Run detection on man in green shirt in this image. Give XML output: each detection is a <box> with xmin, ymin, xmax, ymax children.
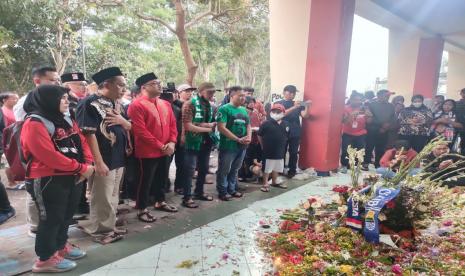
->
<box><xmin>216</xmin><ymin>86</ymin><xmax>251</xmax><ymax>201</ymax></box>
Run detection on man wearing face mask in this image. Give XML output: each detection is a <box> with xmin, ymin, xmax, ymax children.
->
<box><xmin>258</xmin><ymin>103</ymin><xmax>290</xmax><ymax>192</ymax></box>
<box><xmin>398</xmin><ymin>94</ymin><xmax>433</xmax><ymax>153</ymax></box>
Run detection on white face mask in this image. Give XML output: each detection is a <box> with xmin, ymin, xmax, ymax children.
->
<box><xmin>270</xmin><ymin>112</ymin><xmax>284</xmax><ymax>121</ymax></box>
<box><xmin>412</xmin><ymin>102</ymin><xmax>422</xmax><ymax>108</ymax></box>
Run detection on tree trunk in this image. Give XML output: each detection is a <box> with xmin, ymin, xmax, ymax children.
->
<box><xmin>173</xmin><ymin>0</ymin><xmax>198</xmax><ymax>85</ymax></box>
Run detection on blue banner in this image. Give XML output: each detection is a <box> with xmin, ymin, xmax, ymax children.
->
<box><xmin>363</xmin><ymin>187</ymin><xmax>400</xmax><ymax>243</ymax></box>
<box><xmin>346</xmin><ymin>186</ymin><xmax>371</xmax><ymax>231</ymax></box>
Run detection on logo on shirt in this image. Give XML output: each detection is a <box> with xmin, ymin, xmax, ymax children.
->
<box><xmin>285</xmin><ymin>126</ymin><xmax>290</xmax><ymax>132</ymax></box>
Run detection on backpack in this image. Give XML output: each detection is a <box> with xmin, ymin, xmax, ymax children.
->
<box><xmin>2</xmin><ymin>114</ymin><xmax>56</xmax><ymax>181</ymax></box>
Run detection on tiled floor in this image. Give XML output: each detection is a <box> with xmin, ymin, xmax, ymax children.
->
<box><xmin>83</xmin><ymin>175</ymin><xmax>348</xmax><ymax>276</ymax></box>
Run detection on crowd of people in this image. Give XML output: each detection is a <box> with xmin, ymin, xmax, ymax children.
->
<box><xmin>0</xmin><ymin>66</ymin><xmax>310</xmax><ymax>273</ymax></box>
<box><xmin>0</xmin><ymin>65</ymin><xmax>464</xmax><ymax>273</ymax></box>
<box><xmin>340</xmin><ymin>89</ymin><xmax>465</xmax><ymax>182</ymax></box>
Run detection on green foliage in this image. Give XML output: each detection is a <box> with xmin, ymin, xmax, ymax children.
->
<box><xmin>0</xmin><ymin>0</ymin><xmax>270</xmax><ymax>100</ymax></box>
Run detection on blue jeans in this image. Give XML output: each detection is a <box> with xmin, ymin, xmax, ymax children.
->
<box><xmin>216</xmin><ymin>149</ymin><xmax>246</xmax><ymax>196</ymax></box>
<box><xmin>182</xmin><ymin>144</ymin><xmax>212</xmax><ymax>200</ymax></box>
<box><xmin>376</xmin><ymin>167</ymin><xmax>421</xmax><ymax>179</ymax></box>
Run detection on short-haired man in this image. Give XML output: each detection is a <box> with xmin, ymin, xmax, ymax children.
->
<box><xmin>12</xmin><ymin>66</ymin><xmax>60</xmax><ymax>237</ymax></box>
<box><xmin>14</xmin><ymin>66</ymin><xmax>60</xmax><ymax>121</ymax></box>
<box><xmin>216</xmin><ymin>86</ymin><xmax>251</xmax><ymax>201</ymax></box>
<box><xmin>180</xmin><ymin>82</ymin><xmax>217</xmax><ymax>207</ymax></box>
<box><xmin>77</xmin><ymin>67</ymin><xmax>131</xmax><ymax>244</ymax></box>
<box><xmin>128</xmin><ymin>73</ymin><xmax>178</xmax><ymax>221</ymax></box>
<box><xmin>275</xmin><ymin>85</ymin><xmax>311</xmax><ymax>178</ymax></box>
<box><xmin>172</xmin><ymin>84</ymin><xmax>196</xmax><ymax>195</ymax></box>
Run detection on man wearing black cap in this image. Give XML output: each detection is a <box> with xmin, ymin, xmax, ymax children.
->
<box><xmin>275</xmin><ymin>85</ymin><xmax>311</xmax><ymax>178</ymax></box>
<box><xmin>61</xmin><ymin>72</ymin><xmax>87</xmax><ymax>118</ymax></box>
<box><xmin>76</xmin><ymin>67</ymin><xmax>131</xmax><ymax>244</ymax></box>
<box><xmin>362</xmin><ymin>89</ymin><xmax>395</xmax><ymax>170</ymax></box>
<box><xmin>128</xmin><ymin>73</ymin><xmax>178</xmax><ymax>221</ymax></box>
<box><xmin>61</xmin><ymin>72</ymin><xmax>90</xmax><ymax>218</ymax></box>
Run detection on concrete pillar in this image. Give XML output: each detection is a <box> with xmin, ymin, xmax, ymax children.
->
<box><xmin>269</xmin><ymin>0</ymin><xmax>310</xmax><ymax>101</ymax></box>
<box><xmin>447</xmin><ymin>50</ymin><xmax>465</xmax><ymax>100</ymax></box>
<box><xmin>299</xmin><ymin>0</ymin><xmax>356</xmax><ymax>173</ymax></box>
<box><xmin>413</xmin><ymin>37</ymin><xmax>444</xmax><ymax>98</ymax></box>
<box><xmin>387</xmin><ymin>30</ymin><xmax>420</xmax><ymax>102</ymax></box>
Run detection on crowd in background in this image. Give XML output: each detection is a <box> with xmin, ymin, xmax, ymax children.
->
<box><xmin>0</xmin><ymin>65</ymin><xmax>464</xmax><ymax>273</ymax></box>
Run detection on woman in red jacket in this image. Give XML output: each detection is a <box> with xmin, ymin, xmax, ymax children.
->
<box><xmin>21</xmin><ymin>85</ymin><xmax>94</xmax><ymax>273</ymax></box>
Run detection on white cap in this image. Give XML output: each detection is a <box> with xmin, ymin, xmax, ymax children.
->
<box><xmin>177</xmin><ymin>84</ymin><xmax>196</xmax><ymax>92</ymax></box>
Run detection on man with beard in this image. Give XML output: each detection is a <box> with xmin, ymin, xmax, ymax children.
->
<box><xmin>128</xmin><ymin>73</ymin><xmax>178</xmax><ymax>222</ymax></box>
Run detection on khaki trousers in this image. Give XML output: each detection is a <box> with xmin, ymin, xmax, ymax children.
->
<box><xmin>80</xmin><ymin>167</ymin><xmax>124</xmax><ymax>234</ymax></box>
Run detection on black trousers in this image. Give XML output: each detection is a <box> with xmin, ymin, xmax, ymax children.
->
<box><xmin>0</xmin><ymin>181</ymin><xmax>12</xmax><ymax>211</ymax></box>
<box><xmin>239</xmin><ymin>143</ymin><xmax>262</xmax><ymax>179</ymax></box>
<box><xmin>364</xmin><ymin>129</ymin><xmax>388</xmax><ymax>167</ymax></box>
<box><xmin>286</xmin><ymin>137</ymin><xmax>300</xmax><ymax>174</ymax></box>
<box><xmin>122</xmin><ymin>155</ymin><xmax>140</xmax><ymax>200</ymax></box>
<box><xmin>460</xmin><ymin>132</ymin><xmax>465</xmax><ymax>155</ymax></box>
<box><xmin>182</xmin><ymin>143</ymin><xmax>212</xmax><ymax>199</ymax></box>
<box><xmin>174</xmin><ymin>145</ymin><xmax>185</xmax><ymax>191</ymax></box>
<box><xmin>398</xmin><ymin>135</ymin><xmax>429</xmax><ymax>153</ymax></box>
<box><xmin>31</xmin><ymin>175</ymin><xmax>80</xmax><ymax>261</ymax></box>
<box><xmin>137</xmin><ymin>157</ymin><xmax>167</xmax><ymax>209</ymax></box>
<box><xmin>340</xmin><ymin>134</ymin><xmax>366</xmax><ymax>167</ymax></box>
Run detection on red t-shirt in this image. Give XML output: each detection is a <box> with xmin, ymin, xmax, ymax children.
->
<box><xmin>2</xmin><ymin>106</ymin><xmax>15</xmax><ymax>126</ymax></box>
<box><xmin>342</xmin><ymin>106</ymin><xmax>367</xmax><ymax>136</ymax></box>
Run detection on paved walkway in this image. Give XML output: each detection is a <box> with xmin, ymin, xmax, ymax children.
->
<box><xmin>81</xmin><ymin>176</ymin><xmax>346</xmax><ymax>276</ymax></box>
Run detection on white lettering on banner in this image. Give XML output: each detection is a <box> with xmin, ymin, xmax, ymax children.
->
<box><xmin>271</xmin><ymin>93</ymin><xmax>283</xmax><ymax>102</ymax></box>
<box><xmin>352</xmin><ymin>199</ymin><xmax>359</xmax><ymax>217</ymax></box>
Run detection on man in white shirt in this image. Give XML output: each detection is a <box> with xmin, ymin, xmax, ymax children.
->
<box><xmin>14</xmin><ymin>66</ymin><xmax>60</xmax><ymax>237</ymax></box>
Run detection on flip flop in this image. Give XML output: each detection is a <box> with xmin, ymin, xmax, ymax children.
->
<box><xmin>260</xmin><ymin>186</ymin><xmax>270</xmax><ymax>192</ymax></box>
<box><xmin>194</xmin><ymin>194</ymin><xmax>213</xmax><ymax>201</ymax></box>
<box><xmin>137</xmin><ymin>211</ymin><xmax>157</xmax><ymax>223</ymax></box>
<box><xmin>154</xmin><ymin>202</ymin><xmax>178</xmax><ymax>213</ymax></box>
<box><xmin>93</xmin><ymin>232</ymin><xmax>123</xmax><ymax>245</ymax></box>
<box><xmin>182</xmin><ymin>200</ymin><xmax>199</xmax><ymax>208</ymax></box>
<box><xmin>231</xmin><ymin>192</ymin><xmax>243</xmax><ymax>198</ymax></box>
<box><xmin>271</xmin><ymin>183</ymin><xmax>288</xmax><ymax>189</ymax></box>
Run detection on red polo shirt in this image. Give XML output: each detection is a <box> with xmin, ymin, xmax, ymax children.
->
<box><xmin>128</xmin><ymin>96</ymin><xmax>177</xmax><ymax>158</ymax></box>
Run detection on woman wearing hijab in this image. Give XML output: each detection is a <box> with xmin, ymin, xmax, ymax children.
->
<box><xmin>430</xmin><ymin>99</ymin><xmax>463</xmax><ymax>149</ymax></box>
<box><xmin>21</xmin><ymin>85</ymin><xmax>94</xmax><ymax>273</ymax></box>
<box><xmin>398</xmin><ymin>94</ymin><xmax>433</xmax><ymax>153</ymax></box>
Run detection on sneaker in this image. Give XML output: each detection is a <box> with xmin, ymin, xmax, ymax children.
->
<box><xmin>0</xmin><ymin>207</ymin><xmax>15</xmax><ymax>225</ymax></box>
<box><xmin>339</xmin><ymin>166</ymin><xmax>348</xmax><ymax>174</ymax></box>
<box><xmin>28</xmin><ymin>229</ymin><xmax>37</xmax><ymax>238</ymax></box>
<box><xmin>58</xmin><ymin>243</ymin><xmax>86</xmax><ymax>260</ymax></box>
<box><xmin>32</xmin><ymin>253</ymin><xmax>77</xmax><ymax>273</ymax></box>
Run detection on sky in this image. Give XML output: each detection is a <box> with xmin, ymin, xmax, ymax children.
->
<box><xmin>346</xmin><ymin>15</ymin><xmax>389</xmax><ymax>95</ymax></box>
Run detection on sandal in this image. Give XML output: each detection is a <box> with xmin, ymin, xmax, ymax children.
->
<box><xmin>219</xmin><ymin>194</ymin><xmax>232</xmax><ymax>201</ymax></box>
<box><xmin>271</xmin><ymin>183</ymin><xmax>288</xmax><ymax>189</ymax></box>
<box><xmin>6</xmin><ymin>183</ymin><xmax>25</xmax><ymax>190</ymax></box>
<box><xmin>114</xmin><ymin>227</ymin><xmax>128</xmax><ymax>235</ymax></box>
<box><xmin>182</xmin><ymin>199</ymin><xmax>199</xmax><ymax>208</ymax></box>
<box><xmin>175</xmin><ymin>188</ymin><xmax>184</xmax><ymax>195</ymax></box>
<box><xmin>194</xmin><ymin>194</ymin><xmax>213</xmax><ymax>201</ymax></box>
<box><xmin>231</xmin><ymin>192</ymin><xmax>243</xmax><ymax>198</ymax></box>
<box><xmin>93</xmin><ymin>232</ymin><xmax>123</xmax><ymax>245</ymax></box>
<box><xmin>137</xmin><ymin>210</ymin><xmax>157</xmax><ymax>223</ymax></box>
<box><xmin>260</xmin><ymin>186</ymin><xmax>270</xmax><ymax>192</ymax></box>
<box><xmin>154</xmin><ymin>202</ymin><xmax>178</xmax><ymax>213</ymax></box>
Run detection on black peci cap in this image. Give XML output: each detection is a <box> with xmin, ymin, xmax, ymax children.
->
<box><xmin>135</xmin><ymin>72</ymin><xmax>158</xmax><ymax>87</ymax></box>
<box><xmin>61</xmin><ymin>72</ymin><xmax>85</xmax><ymax>83</ymax></box>
<box><xmin>92</xmin><ymin>67</ymin><xmax>124</xmax><ymax>85</ymax></box>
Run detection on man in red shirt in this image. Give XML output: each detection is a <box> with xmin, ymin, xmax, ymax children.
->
<box><xmin>340</xmin><ymin>92</ymin><xmax>372</xmax><ymax>173</ymax></box>
<box><xmin>128</xmin><ymin>73</ymin><xmax>178</xmax><ymax>222</ymax></box>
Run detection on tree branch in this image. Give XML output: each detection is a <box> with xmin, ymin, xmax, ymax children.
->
<box><xmin>185</xmin><ymin>7</ymin><xmax>242</xmax><ymax>29</ymax></box>
<box><xmin>135</xmin><ymin>12</ymin><xmax>177</xmax><ymax>34</ymax></box>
